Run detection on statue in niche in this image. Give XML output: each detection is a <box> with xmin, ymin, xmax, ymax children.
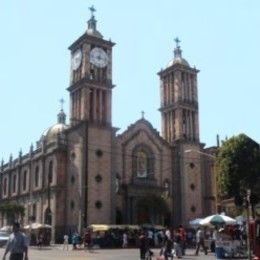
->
<box><xmin>115</xmin><ymin>176</ymin><xmax>120</xmax><ymax>193</ymax></box>
<box><xmin>164</xmin><ymin>181</ymin><xmax>170</xmax><ymax>198</ymax></box>
<box><xmin>137</xmin><ymin>150</ymin><xmax>148</xmax><ymax>178</ymax></box>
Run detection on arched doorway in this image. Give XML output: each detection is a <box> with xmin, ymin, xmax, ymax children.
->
<box><xmin>135</xmin><ymin>195</ymin><xmax>169</xmax><ymax>225</ymax></box>
<box><xmin>44</xmin><ymin>207</ymin><xmax>52</xmax><ymax>225</ymax></box>
<box><xmin>116</xmin><ymin>208</ymin><xmax>123</xmax><ymax>224</ymax></box>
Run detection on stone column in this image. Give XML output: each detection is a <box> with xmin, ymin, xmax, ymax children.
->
<box><xmin>93</xmin><ymin>89</ymin><xmax>97</xmax><ymax>121</ymax></box>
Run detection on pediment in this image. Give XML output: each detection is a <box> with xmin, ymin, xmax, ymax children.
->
<box><xmin>117</xmin><ymin>118</ymin><xmax>170</xmax><ymax>149</ymax></box>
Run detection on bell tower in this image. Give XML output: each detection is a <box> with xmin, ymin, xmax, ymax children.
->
<box><xmin>68</xmin><ymin>6</ymin><xmax>115</xmax><ymax>126</ymax></box>
<box><xmin>158</xmin><ymin>38</ymin><xmax>199</xmax><ymax>144</ymax></box>
<box><xmin>158</xmin><ymin>38</ymin><xmax>203</xmax><ymax>226</ymax></box>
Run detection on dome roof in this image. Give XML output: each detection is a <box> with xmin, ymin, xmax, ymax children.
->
<box><xmin>167</xmin><ymin>39</ymin><xmax>190</xmax><ymax>68</ymax></box>
<box><xmin>167</xmin><ymin>56</ymin><xmax>190</xmax><ymax>67</ymax></box>
<box><xmin>41</xmin><ymin>123</ymin><xmax>69</xmax><ymax>144</ymax></box>
<box><xmin>86</xmin><ymin>11</ymin><xmax>103</xmax><ymax>39</ymax></box>
<box><xmin>86</xmin><ymin>28</ymin><xmax>103</xmax><ymax>38</ymax></box>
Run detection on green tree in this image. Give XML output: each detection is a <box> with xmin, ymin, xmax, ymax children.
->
<box><xmin>0</xmin><ymin>202</ymin><xmax>25</xmax><ymax>225</ymax></box>
<box><xmin>216</xmin><ymin>134</ymin><xmax>260</xmax><ymax>204</ymax></box>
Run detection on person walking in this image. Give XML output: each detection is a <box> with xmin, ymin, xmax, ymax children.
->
<box><xmin>139</xmin><ymin>231</ymin><xmax>149</xmax><ymax>260</ymax></box>
<box><xmin>122</xmin><ymin>231</ymin><xmax>128</xmax><ymax>248</ymax></box>
<box><xmin>174</xmin><ymin>228</ymin><xmax>182</xmax><ymax>259</ymax></box>
<box><xmin>3</xmin><ymin>222</ymin><xmax>29</xmax><ymax>260</ymax></box>
<box><xmin>194</xmin><ymin>227</ymin><xmax>208</xmax><ymax>256</ymax></box>
<box><xmin>63</xmin><ymin>234</ymin><xmax>69</xmax><ymax>250</ymax></box>
<box><xmin>83</xmin><ymin>229</ymin><xmax>93</xmax><ymax>251</ymax></box>
<box><xmin>179</xmin><ymin>225</ymin><xmax>186</xmax><ymax>256</ymax></box>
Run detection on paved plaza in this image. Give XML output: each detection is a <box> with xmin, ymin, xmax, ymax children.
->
<box><xmin>0</xmin><ymin>246</ymin><xmax>224</xmax><ymax>260</ymax></box>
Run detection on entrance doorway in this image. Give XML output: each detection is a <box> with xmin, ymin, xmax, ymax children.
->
<box><xmin>135</xmin><ymin>195</ymin><xmax>169</xmax><ymax>225</ymax></box>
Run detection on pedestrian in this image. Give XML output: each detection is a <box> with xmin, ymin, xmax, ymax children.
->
<box><xmin>139</xmin><ymin>231</ymin><xmax>148</xmax><ymax>260</ymax></box>
<box><xmin>3</xmin><ymin>221</ymin><xmax>29</xmax><ymax>260</ymax></box>
<box><xmin>37</xmin><ymin>233</ymin><xmax>44</xmax><ymax>249</ymax></box>
<box><xmin>72</xmin><ymin>232</ymin><xmax>78</xmax><ymax>250</ymax></box>
<box><xmin>174</xmin><ymin>228</ymin><xmax>182</xmax><ymax>258</ymax></box>
<box><xmin>165</xmin><ymin>227</ymin><xmax>171</xmax><ymax>240</ymax></box>
<box><xmin>147</xmin><ymin>229</ymin><xmax>154</xmax><ymax>247</ymax></box>
<box><xmin>122</xmin><ymin>231</ymin><xmax>128</xmax><ymax>248</ymax></box>
<box><xmin>84</xmin><ymin>229</ymin><xmax>92</xmax><ymax>251</ymax></box>
<box><xmin>63</xmin><ymin>234</ymin><xmax>69</xmax><ymax>250</ymax></box>
<box><xmin>194</xmin><ymin>227</ymin><xmax>208</xmax><ymax>256</ymax></box>
<box><xmin>179</xmin><ymin>225</ymin><xmax>186</xmax><ymax>255</ymax></box>
<box><xmin>162</xmin><ymin>236</ymin><xmax>173</xmax><ymax>260</ymax></box>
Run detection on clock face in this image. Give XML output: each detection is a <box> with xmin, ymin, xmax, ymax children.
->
<box><xmin>90</xmin><ymin>47</ymin><xmax>108</xmax><ymax>68</ymax></box>
<box><xmin>72</xmin><ymin>49</ymin><xmax>82</xmax><ymax>70</ymax></box>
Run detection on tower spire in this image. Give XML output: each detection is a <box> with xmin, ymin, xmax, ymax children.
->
<box><xmin>174</xmin><ymin>37</ymin><xmax>182</xmax><ymax>59</ymax></box>
<box><xmin>57</xmin><ymin>98</ymin><xmax>66</xmax><ymax>124</ymax></box>
<box><xmin>89</xmin><ymin>5</ymin><xmax>96</xmax><ymax>17</ymax></box>
<box><xmin>86</xmin><ymin>5</ymin><xmax>103</xmax><ymax>38</ymax></box>
<box><xmin>87</xmin><ymin>5</ymin><xmax>97</xmax><ymax>32</ymax></box>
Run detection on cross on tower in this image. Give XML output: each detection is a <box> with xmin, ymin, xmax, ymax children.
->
<box><xmin>141</xmin><ymin>111</ymin><xmax>145</xmax><ymax>119</ymax></box>
<box><xmin>174</xmin><ymin>37</ymin><xmax>181</xmax><ymax>48</ymax></box>
<box><xmin>59</xmin><ymin>98</ymin><xmax>65</xmax><ymax>110</ymax></box>
<box><xmin>89</xmin><ymin>5</ymin><xmax>96</xmax><ymax>17</ymax></box>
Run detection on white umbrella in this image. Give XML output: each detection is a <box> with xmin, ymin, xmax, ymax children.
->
<box><xmin>189</xmin><ymin>218</ymin><xmax>203</xmax><ymax>227</ymax></box>
<box><xmin>24</xmin><ymin>223</ymin><xmax>52</xmax><ymax>229</ymax></box>
<box><xmin>199</xmin><ymin>214</ymin><xmax>236</xmax><ymax>226</ymax></box>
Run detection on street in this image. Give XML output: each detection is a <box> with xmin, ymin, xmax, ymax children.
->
<box><xmin>0</xmin><ymin>246</ymin><xmax>222</xmax><ymax>260</ymax></box>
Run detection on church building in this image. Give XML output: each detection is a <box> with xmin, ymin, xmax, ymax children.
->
<box><xmin>0</xmin><ymin>9</ymin><xmax>216</xmax><ymax>241</ymax></box>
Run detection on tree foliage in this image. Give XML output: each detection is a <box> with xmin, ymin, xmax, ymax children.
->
<box><xmin>216</xmin><ymin>134</ymin><xmax>260</xmax><ymax>202</ymax></box>
<box><xmin>0</xmin><ymin>202</ymin><xmax>25</xmax><ymax>224</ymax></box>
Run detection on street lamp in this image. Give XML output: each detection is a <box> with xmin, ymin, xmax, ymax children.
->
<box><xmin>184</xmin><ymin>149</ymin><xmax>218</xmax><ymax>213</ymax></box>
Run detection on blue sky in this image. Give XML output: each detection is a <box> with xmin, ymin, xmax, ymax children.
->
<box><xmin>1</xmin><ymin>0</ymin><xmax>260</xmax><ymax>161</ymax></box>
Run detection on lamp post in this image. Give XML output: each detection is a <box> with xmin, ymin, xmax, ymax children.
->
<box><xmin>184</xmin><ymin>149</ymin><xmax>218</xmax><ymax>213</ymax></box>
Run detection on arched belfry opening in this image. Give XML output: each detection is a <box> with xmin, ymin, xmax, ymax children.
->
<box><xmin>44</xmin><ymin>207</ymin><xmax>52</xmax><ymax>225</ymax></box>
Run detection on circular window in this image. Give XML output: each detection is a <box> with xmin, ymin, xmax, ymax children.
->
<box><xmin>190</xmin><ymin>183</ymin><xmax>195</xmax><ymax>190</ymax></box>
<box><xmin>71</xmin><ymin>175</ymin><xmax>75</xmax><ymax>184</ymax></box>
<box><xmin>191</xmin><ymin>205</ymin><xmax>196</xmax><ymax>212</ymax></box>
<box><xmin>70</xmin><ymin>152</ymin><xmax>76</xmax><ymax>161</ymax></box>
<box><xmin>95</xmin><ymin>174</ymin><xmax>102</xmax><ymax>183</ymax></box>
<box><xmin>96</xmin><ymin>149</ymin><xmax>103</xmax><ymax>157</ymax></box>
<box><xmin>189</xmin><ymin>162</ymin><xmax>195</xmax><ymax>169</ymax></box>
<box><xmin>95</xmin><ymin>200</ymin><xmax>102</xmax><ymax>209</ymax></box>
<box><xmin>70</xmin><ymin>200</ymin><xmax>75</xmax><ymax>210</ymax></box>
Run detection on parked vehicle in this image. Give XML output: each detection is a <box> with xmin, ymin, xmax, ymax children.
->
<box><xmin>0</xmin><ymin>232</ymin><xmax>9</xmax><ymax>247</ymax></box>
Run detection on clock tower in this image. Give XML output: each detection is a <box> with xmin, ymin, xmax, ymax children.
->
<box><xmin>66</xmin><ymin>7</ymin><xmax>116</xmax><ymax>227</ymax></box>
<box><xmin>68</xmin><ymin>6</ymin><xmax>115</xmax><ymax>126</ymax></box>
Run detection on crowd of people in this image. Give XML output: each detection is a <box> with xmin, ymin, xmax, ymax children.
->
<box><xmin>1</xmin><ymin>221</ymin><xmax>248</xmax><ymax>260</ymax></box>
<box><xmin>63</xmin><ymin>225</ymin><xmax>190</xmax><ymax>259</ymax></box>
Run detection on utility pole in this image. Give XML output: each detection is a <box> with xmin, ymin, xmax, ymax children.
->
<box><xmin>246</xmin><ymin>189</ymin><xmax>252</xmax><ymax>260</ymax></box>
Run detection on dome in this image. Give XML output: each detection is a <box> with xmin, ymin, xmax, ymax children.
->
<box><xmin>167</xmin><ymin>40</ymin><xmax>190</xmax><ymax>68</ymax></box>
<box><xmin>86</xmin><ymin>28</ymin><xmax>103</xmax><ymax>38</ymax></box>
<box><xmin>86</xmin><ymin>11</ymin><xmax>103</xmax><ymax>39</ymax></box>
<box><xmin>41</xmin><ymin>123</ymin><xmax>69</xmax><ymax>144</ymax></box>
<box><xmin>167</xmin><ymin>57</ymin><xmax>190</xmax><ymax>67</ymax></box>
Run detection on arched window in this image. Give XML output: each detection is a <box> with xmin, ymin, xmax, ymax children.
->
<box><xmin>35</xmin><ymin>166</ymin><xmax>39</xmax><ymax>188</ymax></box>
<box><xmin>12</xmin><ymin>175</ymin><xmax>17</xmax><ymax>193</ymax></box>
<box><xmin>136</xmin><ymin>150</ymin><xmax>148</xmax><ymax>178</ymax></box>
<box><xmin>3</xmin><ymin>178</ymin><xmax>7</xmax><ymax>195</ymax></box>
<box><xmin>44</xmin><ymin>207</ymin><xmax>52</xmax><ymax>225</ymax></box>
<box><xmin>32</xmin><ymin>204</ymin><xmax>37</xmax><ymax>220</ymax></box>
<box><xmin>133</xmin><ymin>145</ymin><xmax>154</xmax><ymax>179</ymax></box>
<box><xmin>23</xmin><ymin>170</ymin><xmax>27</xmax><ymax>191</ymax></box>
<box><xmin>48</xmin><ymin>161</ymin><xmax>53</xmax><ymax>184</ymax></box>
